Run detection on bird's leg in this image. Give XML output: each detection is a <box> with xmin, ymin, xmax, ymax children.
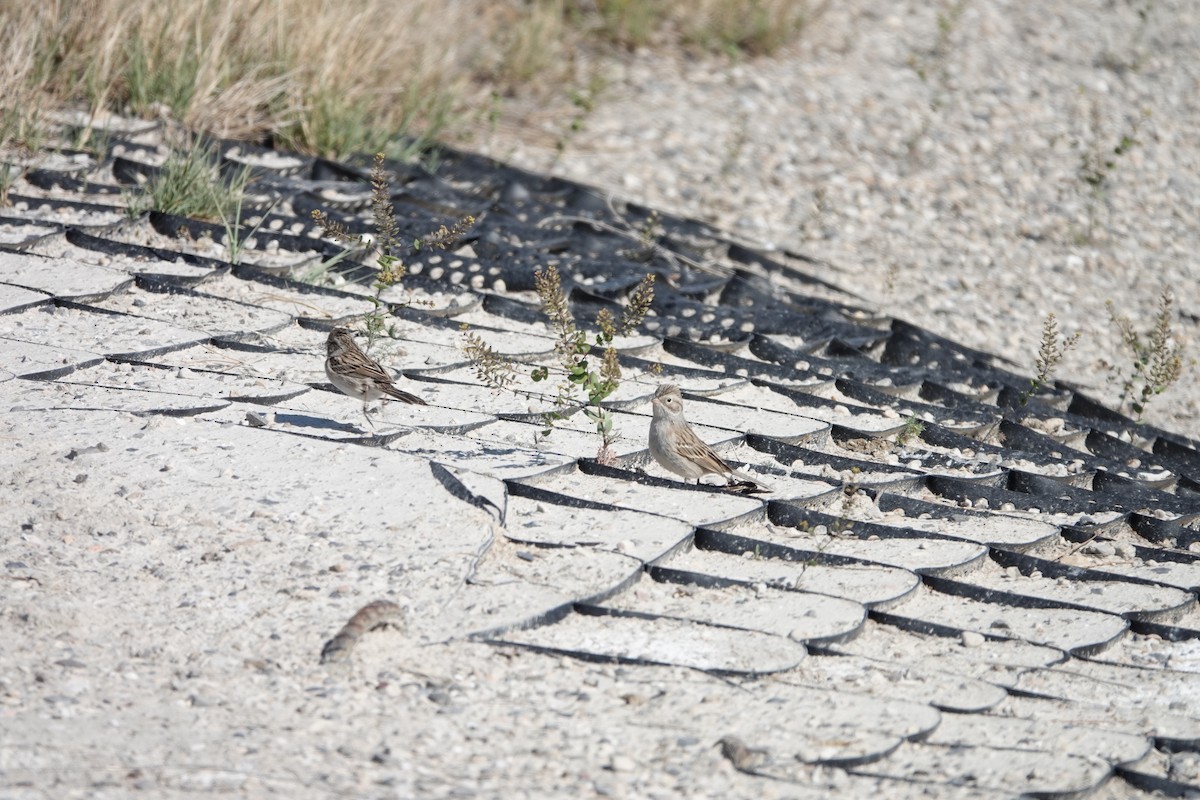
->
<box><xmin>362</xmin><ymin>401</ymin><xmax>376</xmax><ymax>431</ymax></box>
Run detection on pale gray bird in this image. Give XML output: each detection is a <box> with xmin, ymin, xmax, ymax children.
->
<box><xmin>648</xmin><ymin>383</ymin><xmax>768</xmax><ymax>492</ymax></box>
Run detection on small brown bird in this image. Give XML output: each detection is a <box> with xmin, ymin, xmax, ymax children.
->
<box><xmin>320</xmin><ymin>599</ymin><xmax>406</xmax><ymax>665</ymax></box>
<box><xmin>325</xmin><ymin>327</ymin><xmax>426</xmax><ymax>428</ymax></box>
<box><xmin>716</xmin><ymin>735</ymin><xmax>767</xmax><ymax>772</ymax></box>
<box><xmin>648</xmin><ymin>383</ymin><xmax>768</xmax><ymax>492</ymax></box>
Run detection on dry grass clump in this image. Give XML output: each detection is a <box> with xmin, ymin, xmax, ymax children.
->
<box><xmin>580</xmin><ymin>0</ymin><xmax>670</xmax><ymax>49</ymax></box>
<box><xmin>0</xmin><ymin>0</ymin><xmax>489</xmax><ymax>157</ymax></box>
<box><xmin>0</xmin><ymin>0</ymin><xmax>825</xmax><ymax>159</ymax></box>
<box><xmin>678</xmin><ymin>0</ymin><xmax>827</xmax><ymax>56</ymax></box>
<box><xmin>0</xmin><ymin>3</ymin><xmax>53</xmax><ymax>152</ymax></box>
<box><xmin>496</xmin><ymin>0</ymin><xmax>571</xmax><ymax>85</ymax></box>
<box><xmin>576</xmin><ymin>0</ymin><xmax>826</xmax><ymax>54</ymax></box>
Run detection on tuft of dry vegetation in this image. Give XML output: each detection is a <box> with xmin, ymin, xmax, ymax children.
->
<box><xmin>0</xmin><ymin>1</ymin><xmax>823</xmax><ymax>159</ymax></box>
<box><xmin>0</xmin><ymin>0</ymin><xmax>490</xmax><ymax>158</ymax></box>
<box><xmin>463</xmin><ymin>262</ymin><xmax>655</xmax><ymax>461</ymax></box>
<box><xmin>312</xmin><ymin>153</ymin><xmax>475</xmax><ymax>344</ymax></box>
<box><xmin>1019</xmin><ymin>312</ymin><xmax>1081</xmax><ymax>406</ymax></box>
<box><xmin>679</xmin><ymin>0</ymin><xmax>828</xmax><ymax>56</ymax></box>
<box><xmin>531</xmin><ymin>263</ymin><xmax>656</xmax><ymax>461</ymax></box>
<box><xmin>1073</xmin><ymin>99</ymin><xmax>1150</xmax><ymax>244</ymax></box>
<box><xmin>577</xmin><ymin>0</ymin><xmax>826</xmax><ymax>54</ymax></box>
<box><xmin>1106</xmin><ymin>288</ymin><xmax>1189</xmax><ymax>420</ymax></box>
<box><xmin>124</xmin><ymin>140</ymin><xmax>246</xmax><ymax>221</ymax></box>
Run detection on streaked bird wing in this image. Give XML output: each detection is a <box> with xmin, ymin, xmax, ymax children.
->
<box><xmin>675</xmin><ymin>428</ymin><xmax>734</xmax><ymax>475</ymax></box>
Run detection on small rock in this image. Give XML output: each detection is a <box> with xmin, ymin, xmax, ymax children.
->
<box><xmin>594</xmin><ymin>780</ymin><xmax>617</xmax><ymax>797</ymax></box>
<box><xmin>608</xmin><ymin>755</ymin><xmax>636</xmax><ymax>773</ymax></box>
<box><xmin>960</xmin><ymin>631</ymin><xmax>985</xmax><ymax>648</ymax></box>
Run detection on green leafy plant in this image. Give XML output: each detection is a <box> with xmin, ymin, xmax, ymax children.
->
<box><xmin>71</xmin><ymin>121</ymin><xmax>115</xmax><ymax>162</ymax></box>
<box><xmin>896</xmin><ymin>414</ymin><xmax>924</xmax><ymax>445</ymax></box>
<box><xmin>833</xmin><ymin>483</ymin><xmax>859</xmax><ymax>536</ymax></box>
<box><xmin>1019</xmin><ymin>312</ymin><xmax>1081</xmax><ymax>406</ymax></box>
<box><xmin>463</xmin><ymin>263</ymin><xmax>655</xmax><ymax>462</ymax></box>
<box><xmin>312</xmin><ymin>152</ymin><xmax>474</xmax><ymax>348</ymax></box>
<box><xmin>1106</xmin><ymin>288</ymin><xmax>1188</xmax><ymax>419</ymax></box>
<box><xmin>532</xmin><ymin>264</ymin><xmax>656</xmax><ymax>461</ymax></box>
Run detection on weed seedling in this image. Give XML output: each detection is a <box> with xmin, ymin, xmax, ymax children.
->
<box><xmin>1106</xmin><ymin>287</ymin><xmax>1188</xmax><ymax>419</ymax></box>
<box><xmin>897</xmin><ymin>414</ymin><xmax>925</xmax><ymax>445</ymax></box>
<box><xmin>311</xmin><ymin>152</ymin><xmax>474</xmax><ymax>349</ymax></box>
<box><xmin>905</xmin><ymin>0</ymin><xmax>970</xmax><ymax>162</ymax></box>
<box><xmin>1073</xmin><ymin>103</ymin><xmax>1150</xmax><ymax>244</ymax></box>
<box><xmin>463</xmin><ymin>263</ymin><xmax>655</xmax><ymax>461</ymax></box>
<box><xmin>1019</xmin><ymin>313</ymin><xmax>1081</xmax><ymax>406</ymax></box>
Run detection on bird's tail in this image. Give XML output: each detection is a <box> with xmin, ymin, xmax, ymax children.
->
<box><xmin>383</xmin><ymin>386</ymin><xmax>428</xmax><ymax>405</ymax></box>
<box><xmin>727</xmin><ymin>468</ymin><xmax>772</xmax><ymax>495</ymax></box>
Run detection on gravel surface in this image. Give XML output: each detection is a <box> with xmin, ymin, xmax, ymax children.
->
<box><xmin>477</xmin><ymin>0</ymin><xmax>1200</xmax><ymax>436</ymax></box>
